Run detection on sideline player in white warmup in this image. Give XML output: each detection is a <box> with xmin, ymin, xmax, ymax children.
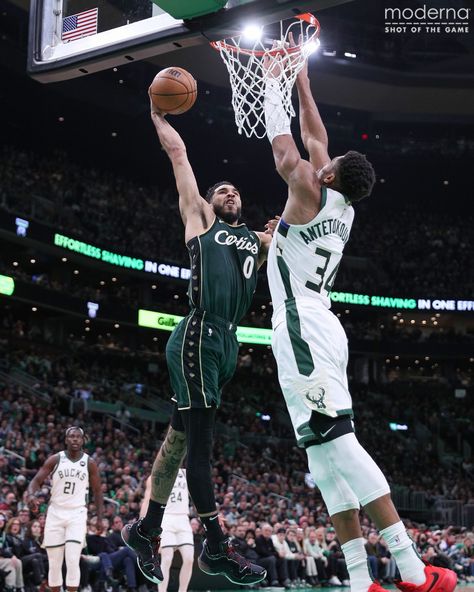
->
<box><xmin>27</xmin><ymin>427</ymin><xmax>104</xmax><ymax>592</ymax></box>
<box><xmin>141</xmin><ymin>469</ymin><xmax>194</xmax><ymax>592</ymax></box>
<box><xmin>263</xmin><ymin>57</ymin><xmax>457</xmax><ymax>592</ymax></box>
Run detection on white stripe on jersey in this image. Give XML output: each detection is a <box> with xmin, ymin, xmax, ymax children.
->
<box><xmin>267</xmin><ymin>186</ymin><xmax>354</xmax><ymax>322</ymax></box>
<box><xmin>164</xmin><ymin>468</ymin><xmax>190</xmax><ymax>515</ymax></box>
<box><xmin>50</xmin><ymin>451</ymin><xmax>89</xmax><ymax>509</ymax></box>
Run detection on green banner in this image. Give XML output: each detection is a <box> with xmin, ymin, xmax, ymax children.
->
<box><xmin>138</xmin><ymin>309</ymin><xmax>272</xmax><ymax>345</ymax></box>
<box><xmin>0</xmin><ymin>275</ymin><xmax>15</xmax><ymax>296</ymax></box>
<box><xmin>138</xmin><ymin>310</ymin><xmax>183</xmax><ymax>332</ymax></box>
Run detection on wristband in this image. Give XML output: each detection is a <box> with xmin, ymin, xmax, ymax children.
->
<box><xmin>264</xmin><ymin>79</ymin><xmax>291</xmax><ymax>143</ymax></box>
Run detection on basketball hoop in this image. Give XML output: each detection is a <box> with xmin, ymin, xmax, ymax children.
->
<box><xmin>210</xmin><ymin>13</ymin><xmax>320</xmax><ymax>139</ymax></box>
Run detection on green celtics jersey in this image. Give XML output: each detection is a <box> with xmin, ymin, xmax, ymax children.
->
<box><xmin>187</xmin><ymin>217</ymin><xmax>260</xmax><ymax>324</ymax></box>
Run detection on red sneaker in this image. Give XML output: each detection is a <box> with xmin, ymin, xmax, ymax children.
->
<box><xmin>396</xmin><ymin>564</ymin><xmax>457</xmax><ymax>592</ymax></box>
<box><xmin>369</xmin><ymin>582</ymin><xmax>391</xmax><ymax>592</ymax></box>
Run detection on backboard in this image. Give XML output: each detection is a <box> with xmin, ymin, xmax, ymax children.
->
<box><xmin>27</xmin><ymin>0</ymin><xmax>352</xmax><ymax>83</ymax></box>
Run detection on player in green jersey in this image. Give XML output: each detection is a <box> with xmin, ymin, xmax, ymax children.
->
<box><xmin>122</xmin><ymin>92</ymin><xmax>270</xmax><ymax>587</ymax></box>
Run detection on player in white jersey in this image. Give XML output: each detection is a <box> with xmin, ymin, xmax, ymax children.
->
<box><xmin>27</xmin><ymin>427</ymin><xmax>104</xmax><ymax>592</ymax></box>
<box><xmin>141</xmin><ymin>470</ymin><xmax>194</xmax><ymax>592</ymax></box>
<box><xmin>263</xmin><ymin>55</ymin><xmax>456</xmax><ymax>592</ymax></box>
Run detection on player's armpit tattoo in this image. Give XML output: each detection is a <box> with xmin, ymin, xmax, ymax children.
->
<box><xmin>151</xmin><ymin>427</ymin><xmax>186</xmax><ymax>504</ymax></box>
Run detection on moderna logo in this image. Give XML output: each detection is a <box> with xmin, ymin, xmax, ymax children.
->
<box><xmin>385</xmin><ymin>4</ymin><xmax>470</xmax><ymax>34</ymax></box>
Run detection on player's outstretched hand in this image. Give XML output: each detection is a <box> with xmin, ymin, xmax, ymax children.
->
<box><xmin>289</xmin><ymin>33</ymin><xmax>309</xmax><ymax>80</ymax></box>
<box><xmin>265</xmin><ymin>215</ymin><xmax>281</xmax><ymax>235</ymax></box>
<box><xmin>148</xmin><ymin>86</ymin><xmax>166</xmax><ymax>118</ymax></box>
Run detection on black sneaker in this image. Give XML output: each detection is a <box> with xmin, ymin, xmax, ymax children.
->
<box><xmin>198</xmin><ymin>538</ymin><xmax>267</xmax><ymax>585</ymax></box>
<box><xmin>121</xmin><ymin>518</ymin><xmax>163</xmax><ymax>584</ymax></box>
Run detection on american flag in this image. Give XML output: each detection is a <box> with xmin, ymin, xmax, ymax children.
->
<box><xmin>62</xmin><ymin>8</ymin><xmax>98</xmax><ymax>42</ymax></box>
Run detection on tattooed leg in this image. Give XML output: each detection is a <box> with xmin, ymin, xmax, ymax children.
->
<box><xmin>151</xmin><ymin>426</ymin><xmax>187</xmax><ymax>504</ymax></box>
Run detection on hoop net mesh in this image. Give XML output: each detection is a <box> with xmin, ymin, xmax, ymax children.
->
<box><xmin>211</xmin><ymin>15</ymin><xmax>320</xmax><ymax>139</ymax></box>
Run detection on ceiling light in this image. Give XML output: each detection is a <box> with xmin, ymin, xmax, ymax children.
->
<box><xmin>242</xmin><ymin>24</ymin><xmax>263</xmax><ymax>41</ymax></box>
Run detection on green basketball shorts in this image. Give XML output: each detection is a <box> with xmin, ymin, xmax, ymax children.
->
<box><xmin>166</xmin><ymin>308</ymin><xmax>239</xmax><ymax>409</ymax></box>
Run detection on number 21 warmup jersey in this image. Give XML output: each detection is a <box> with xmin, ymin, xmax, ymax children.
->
<box><xmin>50</xmin><ymin>451</ymin><xmax>90</xmax><ymax>509</ymax></box>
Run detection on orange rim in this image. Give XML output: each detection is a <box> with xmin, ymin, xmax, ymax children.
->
<box><xmin>210</xmin><ymin>13</ymin><xmax>320</xmax><ymax>58</ymax></box>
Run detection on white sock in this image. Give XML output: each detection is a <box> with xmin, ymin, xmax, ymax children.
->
<box><xmin>380</xmin><ymin>521</ymin><xmax>425</xmax><ymax>585</ymax></box>
<box><xmin>341</xmin><ymin>537</ymin><xmax>373</xmax><ymax>592</ymax></box>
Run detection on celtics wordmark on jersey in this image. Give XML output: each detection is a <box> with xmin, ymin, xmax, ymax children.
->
<box><xmin>50</xmin><ymin>451</ymin><xmax>89</xmax><ymax>509</ymax></box>
<box><xmin>187</xmin><ymin>217</ymin><xmax>260</xmax><ymax>324</ymax></box>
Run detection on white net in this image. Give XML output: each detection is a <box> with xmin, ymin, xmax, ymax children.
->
<box><xmin>211</xmin><ymin>15</ymin><xmax>320</xmax><ymax>139</ymax></box>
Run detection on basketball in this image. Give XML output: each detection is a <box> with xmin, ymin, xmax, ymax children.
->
<box><xmin>150</xmin><ymin>67</ymin><xmax>197</xmax><ymax>115</ymax></box>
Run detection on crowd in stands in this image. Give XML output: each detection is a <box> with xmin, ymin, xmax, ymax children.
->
<box><xmin>0</xmin><ymin>322</ymin><xmax>473</xmax><ymax>590</ymax></box>
<box><xmin>0</xmin><ymin>373</ymin><xmax>473</xmax><ymax>592</ymax></box>
<box><xmin>1</xmin><ymin>253</ymin><xmax>473</xmax><ymax>362</ymax></box>
<box><xmin>0</xmin><ymin>258</ymin><xmax>142</xmax><ymax>311</ymax></box>
<box><xmin>1</xmin><ymin>304</ymin><xmax>473</xmax><ymax>469</ymax></box>
<box><xmin>1</xmin><ymin>145</ymin><xmax>473</xmax><ymax>299</ymax></box>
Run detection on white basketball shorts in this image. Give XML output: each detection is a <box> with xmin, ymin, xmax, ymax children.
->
<box><xmin>160</xmin><ymin>513</ymin><xmax>194</xmax><ymax>548</ymax></box>
<box><xmin>272</xmin><ymin>298</ymin><xmax>353</xmax><ymax>447</ymax></box>
<box><xmin>43</xmin><ymin>504</ymin><xmax>87</xmax><ymax>547</ymax></box>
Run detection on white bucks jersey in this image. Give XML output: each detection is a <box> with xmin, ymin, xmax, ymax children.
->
<box><xmin>50</xmin><ymin>451</ymin><xmax>89</xmax><ymax>509</ymax></box>
<box><xmin>268</xmin><ymin>187</ymin><xmax>354</xmax><ymax>318</ymax></box>
<box><xmin>165</xmin><ymin>468</ymin><xmax>189</xmax><ymax>515</ymax></box>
